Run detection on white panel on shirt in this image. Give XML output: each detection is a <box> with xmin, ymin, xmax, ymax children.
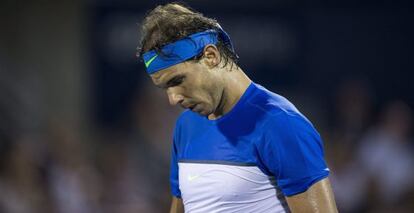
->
<box><xmin>178</xmin><ymin>162</ymin><xmax>289</xmax><ymax>213</ymax></box>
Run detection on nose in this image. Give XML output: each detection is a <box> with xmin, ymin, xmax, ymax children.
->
<box><xmin>167</xmin><ymin>90</ymin><xmax>184</xmax><ymax>106</ymax></box>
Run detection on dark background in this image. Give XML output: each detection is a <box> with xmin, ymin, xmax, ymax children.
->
<box><xmin>0</xmin><ymin>0</ymin><xmax>413</xmax><ymax>212</ymax></box>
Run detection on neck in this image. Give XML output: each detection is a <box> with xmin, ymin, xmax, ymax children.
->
<box><xmin>208</xmin><ymin>67</ymin><xmax>251</xmax><ymax>120</ymax></box>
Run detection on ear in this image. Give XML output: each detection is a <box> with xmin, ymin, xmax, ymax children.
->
<box><xmin>202</xmin><ymin>44</ymin><xmax>221</xmax><ymax>68</ymax></box>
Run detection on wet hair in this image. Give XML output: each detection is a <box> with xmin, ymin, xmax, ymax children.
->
<box><xmin>137</xmin><ymin>2</ymin><xmax>239</xmax><ymax>68</ymax></box>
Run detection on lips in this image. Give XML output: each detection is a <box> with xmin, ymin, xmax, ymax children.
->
<box><xmin>189</xmin><ymin>104</ymin><xmax>197</xmax><ymax>111</ymax></box>
<box><xmin>181</xmin><ymin>103</ymin><xmax>203</xmax><ymax>113</ymax></box>
<box><xmin>181</xmin><ymin>103</ymin><xmax>196</xmax><ymax>110</ymax></box>
<box><xmin>187</xmin><ymin>104</ymin><xmax>201</xmax><ymax>112</ymax></box>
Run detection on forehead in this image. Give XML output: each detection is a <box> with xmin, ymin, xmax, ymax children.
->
<box><xmin>150</xmin><ymin>62</ymin><xmax>193</xmax><ymax>85</ymax></box>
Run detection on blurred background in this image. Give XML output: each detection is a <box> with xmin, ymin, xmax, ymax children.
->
<box><xmin>0</xmin><ymin>0</ymin><xmax>413</xmax><ymax>212</ymax></box>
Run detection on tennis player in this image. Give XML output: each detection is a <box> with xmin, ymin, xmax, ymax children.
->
<box><xmin>138</xmin><ymin>3</ymin><xmax>337</xmax><ymax>213</ymax></box>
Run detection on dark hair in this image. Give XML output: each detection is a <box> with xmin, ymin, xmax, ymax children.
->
<box><xmin>137</xmin><ymin>2</ymin><xmax>238</xmax><ymax>68</ymax></box>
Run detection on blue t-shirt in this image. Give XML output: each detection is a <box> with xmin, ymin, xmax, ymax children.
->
<box><xmin>170</xmin><ymin>82</ymin><xmax>329</xmax><ymax>212</ymax></box>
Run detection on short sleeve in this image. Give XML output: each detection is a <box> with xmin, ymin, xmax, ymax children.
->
<box><xmin>170</xmin><ymin>124</ymin><xmax>182</xmax><ymax>198</ymax></box>
<box><xmin>256</xmin><ymin>111</ymin><xmax>329</xmax><ymax>196</ymax></box>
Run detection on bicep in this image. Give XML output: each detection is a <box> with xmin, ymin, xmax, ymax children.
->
<box><xmin>286</xmin><ymin>178</ymin><xmax>338</xmax><ymax>213</ymax></box>
<box><xmin>170</xmin><ymin>196</ymin><xmax>184</xmax><ymax>213</ymax></box>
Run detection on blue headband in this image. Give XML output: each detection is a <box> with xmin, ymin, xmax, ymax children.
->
<box><xmin>142</xmin><ymin>28</ymin><xmax>235</xmax><ymax>74</ymax></box>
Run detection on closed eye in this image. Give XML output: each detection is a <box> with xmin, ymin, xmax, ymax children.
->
<box><xmin>166</xmin><ymin>75</ymin><xmax>185</xmax><ymax>88</ymax></box>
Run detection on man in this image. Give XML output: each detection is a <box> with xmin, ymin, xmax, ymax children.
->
<box><xmin>137</xmin><ymin>3</ymin><xmax>337</xmax><ymax>213</ymax></box>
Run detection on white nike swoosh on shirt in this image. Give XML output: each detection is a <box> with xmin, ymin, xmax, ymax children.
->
<box><xmin>187</xmin><ymin>175</ymin><xmax>200</xmax><ymax>181</ymax></box>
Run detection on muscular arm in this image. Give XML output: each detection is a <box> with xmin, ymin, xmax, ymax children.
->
<box><xmin>286</xmin><ymin>178</ymin><xmax>338</xmax><ymax>213</ymax></box>
<box><xmin>170</xmin><ymin>196</ymin><xmax>184</xmax><ymax>213</ymax></box>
